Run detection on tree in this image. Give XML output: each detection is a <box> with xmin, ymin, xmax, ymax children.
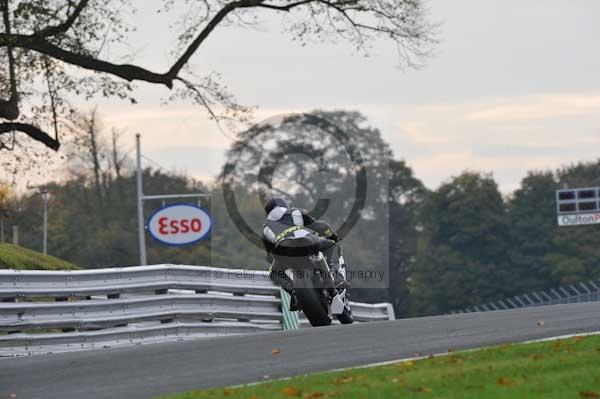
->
<box><xmin>0</xmin><ymin>181</ymin><xmax>8</xmax><ymax>205</ymax></box>
<box><xmin>0</xmin><ymin>0</ymin><xmax>436</xmax><ymax>153</ymax></box>
<box><xmin>505</xmin><ymin>171</ymin><xmax>559</xmax><ymax>291</ymax></box>
<box><xmin>0</xmin><ymin>182</ymin><xmax>10</xmax><ymax>242</ymax></box>
<box><xmin>387</xmin><ymin>159</ymin><xmax>427</xmax><ymax>316</ymax></box>
<box><xmin>68</xmin><ymin>108</ymin><xmax>107</xmax><ymax>209</ymax></box>
<box><xmin>410</xmin><ymin>172</ymin><xmax>510</xmax><ymax>315</ymax></box>
<box><xmin>506</xmin><ymin>161</ymin><xmax>600</xmax><ymax>289</ymax></box>
<box><xmin>222</xmin><ymin>110</ymin><xmax>393</xmax><ymax>260</ymax></box>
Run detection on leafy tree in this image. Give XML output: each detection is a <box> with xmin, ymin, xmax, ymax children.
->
<box><xmin>506</xmin><ymin>161</ymin><xmax>600</xmax><ymax>289</ymax></box>
<box><xmin>0</xmin><ymin>0</ymin><xmax>436</xmax><ymax>154</ymax></box>
<box><xmin>410</xmin><ymin>172</ymin><xmax>510</xmax><ymax>315</ymax></box>
<box><xmin>0</xmin><ymin>181</ymin><xmax>9</xmax><ymax>206</ymax></box>
<box><xmin>387</xmin><ymin>159</ymin><xmax>427</xmax><ymax>316</ymax></box>
<box><xmin>505</xmin><ymin>171</ymin><xmax>559</xmax><ymax>291</ymax></box>
<box><xmin>0</xmin><ymin>181</ymin><xmax>10</xmax><ymax>241</ymax></box>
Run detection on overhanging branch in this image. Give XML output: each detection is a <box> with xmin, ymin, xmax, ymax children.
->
<box><xmin>0</xmin><ymin>122</ymin><xmax>60</xmax><ymax>150</ymax></box>
<box><xmin>0</xmin><ymin>0</ymin><xmax>404</xmax><ymax>91</ymax></box>
<box><xmin>25</xmin><ymin>39</ymin><xmax>174</xmax><ymax>87</ymax></box>
<box><xmin>0</xmin><ymin>0</ymin><xmax>269</xmax><ymax>88</ymax></box>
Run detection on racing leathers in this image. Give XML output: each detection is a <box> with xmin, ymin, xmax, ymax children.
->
<box><xmin>262</xmin><ymin>206</ymin><xmax>340</xmax><ymax>306</ymax></box>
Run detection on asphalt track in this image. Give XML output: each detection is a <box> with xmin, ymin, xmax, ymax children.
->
<box><xmin>2</xmin><ymin>302</ymin><xmax>600</xmax><ymax>399</ymax></box>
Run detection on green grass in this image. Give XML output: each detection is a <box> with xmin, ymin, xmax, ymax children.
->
<box><xmin>157</xmin><ymin>335</ymin><xmax>600</xmax><ymax>399</ymax></box>
<box><xmin>0</xmin><ymin>243</ymin><xmax>79</xmax><ymax>270</ymax></box>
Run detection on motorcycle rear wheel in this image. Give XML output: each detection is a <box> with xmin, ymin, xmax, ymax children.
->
<box><xmin>294</xmin><ymin>274</ymin><xmax>332</xmax><ymax>327</ymax></box>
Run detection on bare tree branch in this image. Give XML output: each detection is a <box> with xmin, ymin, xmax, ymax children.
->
<box><xmin>35</xmin><ymin>0</ymin><xmax>90</xmax><ymax>38</ymax></box>
<box><xmin>167</xmin><ymin>0</ymin><xmax>265</xmax><ymax>79</ymax></box>
<box><xmin>256</xmin><ymin>0</ymin><xmax>316</xmax><ymax>12</ymax></box>
<box><xmin>23</xmin><ymin>37</ymin><xmax>174</xmax><ymax>87</ymax></box>
<box><xmin>0</xmin><ymin>122</ymin><xmax>60</xmax><ymax>150</ymax></box>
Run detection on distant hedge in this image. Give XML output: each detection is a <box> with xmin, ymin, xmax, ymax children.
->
<box><xmin>0</xmin><ymin>243</ymin><xmax>79</xmax><ymax>270</ymax></box>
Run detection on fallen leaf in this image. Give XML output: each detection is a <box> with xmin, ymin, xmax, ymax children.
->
<box><xmin>332</xmin><ymin>375</ymin><xmax>353</xmax><ymax>384</ymax></box>
<box><xmin>530</xmin><ymin>354</ymin><xmax>543</xmax><ymax>361</ymax></box>
<box><xmin>573</xmin><ymin>336</ymin><xmax>584</xmax><ymax>343</ymax></box>
<box><xmin>580</xmin><ymin>391</ymin><xmax>600</xmax><ymax>398</ymax></box>
<box><xmin>406</xmin><ymin>386</ymin><xmax>432</xmax><ymax>393</ymax></box>
<box><xmin>552</xmin><ymin>342</ymin><xmax>563</xmax><ymax>351</ymax></box>
<box><xmin>281</xmin><ymin>386</ymin><xmax>301</xmax><ymax>396</ymax></box>
<box><xmin>496</xmin><ymin>377</ymin><xmax>515</xmax><ymax>387</ymax></box>
<box><xmin>306</xmin><ymin>393</ymin><xmax>324</xmax><ymax>398</ymax></box>
<box><xmin>271</xmin><ymin>348</ymin><xmax>281</xmax><ymax>355</ymax></box>
<box><xmin>448</xmin><ymin>355</ymin><xmax>464</xmax><ymax>364</ymax></box>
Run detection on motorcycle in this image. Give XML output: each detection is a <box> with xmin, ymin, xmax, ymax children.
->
<box><xmin>289</xmin><ymin>242</ymin><xmax>353</xmax><ymax>326</ymax></box>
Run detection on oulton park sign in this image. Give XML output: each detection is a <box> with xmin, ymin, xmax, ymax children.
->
<box><xmin>556</xmin><ymin>187</ymin><xmax>600</xmax><ymax>227</ymax></box>
<box><xmin>558</xmin><ymin>212</ymin><xmax>600</xmax><ymax>226</ymax></box>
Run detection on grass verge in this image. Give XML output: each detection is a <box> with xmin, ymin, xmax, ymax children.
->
<box><xmin>0</xmin><ymin>243</ymin><xmax>79</xmax><ymax>270</ymax></box>
<box><xmin>157</xmin><ymin>334</ymin><xmax>600</xmax><ymax>399</ymax></box>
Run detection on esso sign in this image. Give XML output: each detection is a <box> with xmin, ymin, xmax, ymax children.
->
<box><xmin>147</xmin><ymin>204</ymin><xmax>211</xmax><ymax>246</ymax></box>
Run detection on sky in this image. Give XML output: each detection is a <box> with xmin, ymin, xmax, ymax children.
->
<box><xmin>28</xmin><ymin>0</ymin><xmax>600</xmax><ymax>192</ymax></box>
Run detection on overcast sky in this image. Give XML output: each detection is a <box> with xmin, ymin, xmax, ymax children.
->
<box><xmin>67</xmin><ymin>0</ymin><xmax>600</xmax><ymax>192</ymax></box>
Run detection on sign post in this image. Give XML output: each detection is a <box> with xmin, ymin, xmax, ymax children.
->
<box><xmin>556</xmin><ymin>187</ymin><xmax>600</xmax><ymax>226</ymax></box>
<box><xmin>136</xmin><ymin>134</ymin><xmax>147</xmax><ymax>265</ymax></box>
<box><xmin>135</xmin><ymin>134</ymin><xmax>211</xmax><ymax>265</ymax></box>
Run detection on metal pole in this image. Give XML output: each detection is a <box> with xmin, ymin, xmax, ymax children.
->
<box><xmin>12</xmin><ymin>225</ymin><xmax>18</xmax><ymax>245</ymax></box>
<box><xmin>0</xmin><ymin>219</ymin><xmax>4</xmax><ymax>243</ymax></box>
<box><xmin>42</xmin><ymin>195</ymin><xmax>48</xmax><ymax>254</ymax></box>
<box><xmin>136</xmin><ymin>134</ymin><xmax>147</xmax><ymax>265</ymax></box>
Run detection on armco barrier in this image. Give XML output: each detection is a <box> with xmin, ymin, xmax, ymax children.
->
<box><xmin>0</xmin><ymin>265</ymin><xmax>394</xmax><ymax>356</ymax></box>
<box><xmin>452</xmin><ymin>279</ymin><xmax>600</xmax><ymax>314</ymax></box>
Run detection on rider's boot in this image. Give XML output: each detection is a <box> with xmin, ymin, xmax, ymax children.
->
<box><xmin>270</xmin><ymin>264</ymin><xmax>299</xmax><ymax>311</ymax></box>
<box><xmin>278</xmin><ymin>284</ymin><xmax>299</xmax><ymax>311</ymax></box>
<box><xmin>288</xmin><ymin>289</ymin><xmax>300</xmax><ymax>311</ymax></box>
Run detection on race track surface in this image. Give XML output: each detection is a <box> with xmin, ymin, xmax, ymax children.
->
<box><xmin>2</xmin><ymin>302</ymin><xmax>600</xmax><ymax>399</ymax></box>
